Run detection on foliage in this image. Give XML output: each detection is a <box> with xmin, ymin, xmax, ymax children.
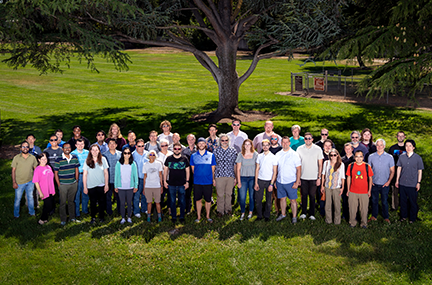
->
<box><xmin>322</xmin><ymin>0</ymin><xmax>432</xmax><ymax>98</ymax></box>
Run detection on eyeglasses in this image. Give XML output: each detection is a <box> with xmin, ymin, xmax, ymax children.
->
<box><xmin>305</xmin><ymin>137</ymin><xmax>313</xmax><ymax>140</ymax></box>
<box><xmin>173</xmin><ymin>148</ymin><xmax>182</xmax><ymax>150</ymax></box>
<box><xmin>355</xmin><ymin>156</ymin><xmax>363</xmax><ymax>158</ymax></box>
<box><xmin>124</xmin><ymin>152</ymin><xmax>131</xmax><ymax>155</ymax></box>
<box><xmin>271</xmin><ymin>138</ymin><xmax>278</xmax><ymax>141</ymax></box>
<box><xmin>21</xmin><ymin>146</ymin><xmax>29</xmax><ymax>149</ymax></box>
<box><xmin>329</xmin><ymin>154</ymin><xmax>337</xmax><ymax>157</ymax></box>
<box><xmin>97</xmin><ymin>134</ymin><xmax>104</xmax><ymax>136</ymax></box>
<box><xmin>50</xmin><ymin>139</ymin><xmax>57</xmax><ymax>142</ymax></box>
<box><xmin>351</xmin><ymin>136</ymin><xmax>359</xmax><ymax>139</ymax></box>
<box><xmin>149</xmin><ymin>154</ymin><xmax>155</xmax><ymax>156</ymax></box>
<box><xmin>161</xmin><ymin>145</ymin><xmax>168</xmax><ymax>147</ymax></box>
<box><xmin>220</xmin><ymin>139</ymin><xmax>228</xmax><ymax>142</ymax></box>
<box><xmin>162</xmin><ymin>125</ymin><xmax>169</xmax><ymax>128</ymax></box>
<box><xmin>137</xmin><ymin>145</ymin><xmax>144</xmax><ymax>148</ymax></box>
<box><xmin>232</xmin><ymin>124</ymin><xmax>240</xmax><ymax>126</ymax></box>
<box><xmin>321</xmin><ymin>133</ymin><xmax>328</xmax><ymax>136</ymax></box>
<box><xmin>63</xmin><ymin>147</ymin><xmax>71</xmax><ymax>149</ymax></box>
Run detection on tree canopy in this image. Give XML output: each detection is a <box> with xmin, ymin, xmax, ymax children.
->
<box><xmin>1</xmin><ymin>0</ymin><xmax>346</xmax><ymax>121</ymax></box>
<box><xmin>323</xmin><ymin>0</ymin><xmax>432</xmax><ymax>98</ymax></box>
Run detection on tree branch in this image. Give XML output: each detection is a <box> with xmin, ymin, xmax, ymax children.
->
<box><xmin>231</xmin><ymin>0</ymin><xmax>243</xmax><ymax>23</ymax></box>
<box><xmin>238</xmin><ymin>39</ymin><xmax>279</xmax><ymax>85</ymax></box>
<box><xmin>193</xmin><ymin>0</ymin><xmax>227</xmax><ymax>42</ymax></box>
<box><xmin>158</xmin><ymin>25</ymin><xmax>215</xmax><ymax>37</ymax></box>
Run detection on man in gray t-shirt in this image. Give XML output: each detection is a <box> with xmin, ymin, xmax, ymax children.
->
<box><xmin>103</xmin><ymin>139</ymin><xmax>121</xmax><ymax>215</ymax></box>
<box><xmin>395</xmin><ymin>139</ymin><xmax>424</xmax><ymax>223</ymax></box>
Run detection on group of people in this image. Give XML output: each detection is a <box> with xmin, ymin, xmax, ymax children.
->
<box><xmin>12</xmin><ymin>119</ymin><xmax>424</xmax><ymax>228</ymax></box>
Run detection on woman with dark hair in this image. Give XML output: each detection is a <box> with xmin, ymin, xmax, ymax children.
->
<box><xmin>114</xmin><ymin>147</ymin><xmax>138</xmax><ymax>224</ymax></box>
<box><xmin>236</xmin><ymin>139</ymin><xmax>258</xmax><ymax>220</ymax></box>
<box><xmin>83</xmin><ymin>144</ymin><xmax>109</xmax><ymax>224</ymax></box>
<box><xmin>106</xmin><ymin>123</ymin><xmax>126</xmax><ymax>151</ymax></box>
<box><xmin>321</xmin><ymin>148</ymin><xmax>346</xmax><ymax>224</ymax></box>
<box><xmin>32</xmin><ymin>152</ymin><xmax>55</xmax><ymax>225</ymax></box>
<box><xmin>361</xmin><ymin>128</ymin><xmax>377</xmax><ymax>156</ymax></box>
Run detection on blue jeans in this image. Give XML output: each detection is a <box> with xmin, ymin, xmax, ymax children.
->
<box><xmin>239</xmin><ymin>176</ymin><xmax>255</xmax><ymax>213</ymax></box>
<box><xmin>133</xmin><ymin>178</ymin><xmax>147</xmax><ymax>215</ymax></box>
<box><xmin>371</xmin><ymin>184</ymin><xmax>389</xmax><ymax>219</ymax></box>
<box><xmin>14</xmin><ymin>181</ymin><xmax>35</xmax><ymax>217</ymax></box>
<box><xmin>168</xmin><ymin>185</ymin><xmax>186</xmax><ymax>220</ymax></box>
<box><xmin>74</xmin><ymin>173</ymin><xmax>89</xmax><ymax>216</ymax></box>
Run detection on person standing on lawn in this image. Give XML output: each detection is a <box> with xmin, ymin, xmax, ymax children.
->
<box><xmin>213</xmin><ymin>134</ymin><xmax>237</xmax><ymax>217</ymax></box>
<box><xmin>145</xmin><ymin>130</ymin><xmax>161</xmax><ymax>153</ymax></box>
<box><xmin>132</xmin><ymin>138</ymin><xmax>149</xmax><ymax>218</ymax></box>
<box><xmin>93</xmin><ymin>130</ymin><xmax>109</xmax><ymax>154</ymax></box>
<box><xmin>67</xmin><ymin>125</ymin><xmax>91</xmax><ymax>151</ymax></box>
<box><xmin>168</xmin><ymin>133</ymin><xmax>186</xmax><ymax>152</ymax></box>
<box><xmin>315</xmin><ymin>129</ymin><xmax>334</xmax><ymax>150</ymax></box>
<box><xmin>190</xmin><ymin>137</ymin><xmax>216</xmax><ymax>223</ymax></box>
<box><xmin>158</xmin><ymin>120</ymin><xmax>174</xmax><ymax>145</ymax></box>
<box><xmin>395</xmin><ymin>139</ymin><xmax>424</xmax><ymax>223</ymax></box>
<box><xmin>346</xmin><ymin>150</ymin><xmax>374</xmax><ymax>228</ymax></box>
<box><xmin>106</xmin><ymin>123</ymin><xmax>127</xmax><ymax>151</ymax></box>
<box><xmin>33</xmin><ymin>152</ymin><xmax>56</xmax><ymax>225</ymax></box>
<box><xmin>54</xmin><ymin>143</ymin><xmax>80</xmax><ymax>225</ymax></box>
<box><xmin>275</xmin><ymin>136</ymin><xmax>301</xmax><ymax>224</ymax></box>
<box><xmin>297</xmin><ymin>132</ymin><xmax>323</xmax><ymax>221</ymax></box>
<box><xmin>164</xmin><ymin>143</ymin><xmax>190</xmax><ymax>224</ymax></box>
<box><xmin>389</xmin><ymin>131</ymin><xmax>406</xmax><ymax>211</ymax></box>
<box><xmin>182</xmin><ymin>134</ymin><xmax>197</xmax><ymax>214</ymax></box>
<box><xmin>368</xmin><ymin>139</ymin><xmax>395</xmax><ymax>224</ymax></box>
<box><xmin>143</xmin><ymin>150</ymin><xmax>163</xmax><ymax>223</ymax></box>
<box><xmin>254</xmin><ymin>139</ymin><xmax>278</xmax><ymax>222</ymax></box>
<box><xmin>26</xmin><ymin>134</ymin><xmax>42</xmax><ymax>157</ymax></box>
<box><xmin>227</xmin><ymin>119</ymin><xmax>248</xmax><ymax>153</ymax></box>
<box><xmin>350</xmin><ymin>131</ymin><xmax>368</xmax><ymax>161</ymax></box>
<box><xmin>46</xmin><ymin>129</ymin><xmax>66</xmax><ymax>149</ymax></box>
<box><xmin>341</xmin><ymin>143</ymin><xmax>355</xmax><ymax>221</ymax></box>
<box><xmin>11</xmin><ymin>141</ymin><xmax>38</xmax><ymax>218</ymax></box>
<box><xmin>44</xmin><ymin>134</ymin><xmax>63</xmax><ymax>170</ymax></box>
<box><xmin>83</xmin><ymin>144</ymin><xmax>109</xmax><ymax>224</ymax></box>
<box><xmin>269</xmin><ymin>133</ymin><xmax>282</xmax><ymax>155</ymax></box>
<box><xmin>71</xmin><ymin>139</ymin><xmax>90</xmax><ymax>218</ymax></box>
<box><xmin>206</xmin><ymin>124</ymin><xmax>219</xmax><ymax>153</ymax></box>
<box><xmin>103</xmin><ymin>139</ymin><xmax>121</xmax><ymax>216</ymax></box>
<box><xmin>253</xmin><ymin>121</ymin><xmax>281</xmax><ymax>153</ymax></box>
<box><xmin>114</xmin><ymin>147</ymin><xmax>138</xmax><ymax>224</ymax></box>
<box><xmin>122</xmin><ymin>131</ymin><xmax>137</xmax><ymax>152</ymax></box>
<box><xmin>289</xmin><ymin>124</ymin><xmax>305</xmax><ymax>151</ymax></box>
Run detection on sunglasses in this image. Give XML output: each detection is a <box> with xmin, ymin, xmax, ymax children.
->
<box><xmin>271</xmin><ymin>138</ymin><xmax>278</xmax><ymax>141</ymax></box>
<box><xmin>162</xmin><ymin>125</ymin><xmax>169</xmax><ymax>128</ymax></box>
<box><xmin>136</xmin><ymin>145</ymin><xmax>144</xmax><ymax>148</ymax></box>
<box><xmin>149</xmin><ymin>154</ymin><xmax>155</xmax><ymax>156</ymax></box>
<box><xmin>232</xmin><ymin>124</ymin><xmax>240</xmax><ymax>126</ymax></box>
<box><xmin>174</xmin><ymin>148</ymin><xmax>182</xmax><ymax>150</ymax></box>
<box><xmin>329</xmin><ymin>154</ymin><xmax>337</xmax><ymax>157</ymax></box>
<box><xmin>124</xmin><ymin>152</ymin><xmax>131</xmax><ymax>155</ymax></box>
<box><xmin>351</xmin><ymin>136</ymin><xmax>359</xmax><ymax>139</ymax></box>
<box><xmin>321</xmin><ymin>133</ymin><xmax>328</xmax><ymax>136</ymax></box>
<box><xmin>50</xmin><ymin>139</ymin><xmax>57</xmax><ymax>142</ymax></box>
<box><xmin>161</xmin><ymin>145</ymin><xmax>168</xmax><ymax>147</ymax></box>
<box><xmin>355</xmin><ymin>156</ymin><xmax>363</xmax><ymax>158</ymax></box>
<box><xmin>21</xmin><ymin>146</ymin><xmax>29</xmax><ymax>149</ymax></box>
<box><xmin>97</xmin><ymin>134</ymin><xmax>104</xmax><ymax>136</ymax></box>
<box><xmin>220</xmin><ymin>139</ymin><xmax>228</xmax><ymax>142</ymax></box>
<box><xmin>305</xmin><ymin>137</ymin><xmax>313</xmax><ymax>140</ymax></box>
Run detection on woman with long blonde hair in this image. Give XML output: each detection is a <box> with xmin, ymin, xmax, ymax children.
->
<box><xmin>106</xmin><ymin>123</ymin><xmax>126</xmax><ymax>150</ymax></box>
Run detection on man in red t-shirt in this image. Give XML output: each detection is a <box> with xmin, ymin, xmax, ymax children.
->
<box><xmin>346</xmin><ymin>150</ymin><xmax>374</xmax><ymax>228</ymax></box>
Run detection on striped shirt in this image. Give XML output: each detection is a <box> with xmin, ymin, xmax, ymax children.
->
<box><xmin>55</xmin><ymin>154</ymin><xmax>79</xmax><ymax>184</ymax></box>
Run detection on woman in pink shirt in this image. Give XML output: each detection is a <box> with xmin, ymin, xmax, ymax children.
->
<box><xmin>32</xmin><ymin>152</ymin><xmax>56</xmax><ymax>225</ymax></box>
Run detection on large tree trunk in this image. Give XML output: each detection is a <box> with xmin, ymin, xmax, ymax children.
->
<box><xmin>206</xmin><ymin>41</ymin><xmax>241</xmax><ymax>122</ymax></box>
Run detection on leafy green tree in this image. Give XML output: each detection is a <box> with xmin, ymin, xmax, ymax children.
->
<box><xmin>323</xmin><ymin>0</ymin><xmax>432</xmax><ymax>98</ymax></box>
<box><xmin>1</xmin><ymin>0</ymin><xmax>345</xmax><ymax>121</ymax></box>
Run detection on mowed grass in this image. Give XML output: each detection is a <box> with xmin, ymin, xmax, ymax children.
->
<box><xmin>1</xmin><ymin>50</ymin><xmax>432</xmax><ymax>284</ymax></box>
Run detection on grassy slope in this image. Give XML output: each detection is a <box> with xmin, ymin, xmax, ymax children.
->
<box><xmin>1</xmin><ymin>51</ymin><xmax>432</xmax><ymax>284</ymax></box>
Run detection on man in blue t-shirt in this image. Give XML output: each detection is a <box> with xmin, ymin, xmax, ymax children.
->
<box><xmin>190</xmin><ymin>137</ymin><xmax>216</xmax><ymax>223</ymax></box>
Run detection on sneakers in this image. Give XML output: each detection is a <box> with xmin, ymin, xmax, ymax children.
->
<box><xmin>147</xmin><ymin>216</ymin><xmax>151</xmax><ymax>223</ymax></box>
<box><xmin>207</xmin><ymin>218</ymin><xmax>213</xmax><ymax>223</ymax></box>
<box><xmin>361</xmin><ymin>225</ymin><xmax>367</xmax><ymax>229</ymax></box>
<box><xmin>194</xmin><ymin>219</ymin><xmax>201</xmax><ymax>223</ymax></box>
<box><xmin>60</xmin><ymin>221</ymin><xmax>66</xmax><ymax>226</ymax></box>
<box><xmin>157</xmin><ymin>216</ymin><xmax>162</xmax><ymax>223</ymax></box>
<box><xmin>247</xmin><ymin>213</ymin><xmax>252</xmax><ymax>220</ymax></box>
<box><xmin>71</xmin><ymin>219</ymin><xmax>81</xmax><ymax>223</ymax></box>
<box><xmin>276</xmin><ymin>215</ymin><xmax>286</xmax><ymax>222</ymax></box>
<box><xmin>292</xmin><ymin>217</ymin><xmax>297</xmax><ymax>224</ymax></box>
<box><xmin>127</xmin><ymin>218</ymin><xmax>132</xmax><ymax>224</ymax></box>
<box><xmin>240</xmin><ymin>213</ymin><xmax>245</xmax><ymax>221</ymax></box>
<box><xmin>309</xmin><ymin>215</ymin><xmax>316</xmax><ymax>221</ymax></box>
<box><xmin>299</xmin><ymin>214</ymin><xmax>307</xmax><ymax>220</ymax></box>
<box><xmin>90</xmin><ymin>218</ymin><xmax>96</xmax><ymax>225</ymax></box>
<box><xmin>120</xmin><ymin>218</ymin><xmax>126</xmax><ymax>224</ymax></box>
<box><xmin>135</xmin><ymin>213</ymin><xmax>141</xmax><ymax>218</ymax></box>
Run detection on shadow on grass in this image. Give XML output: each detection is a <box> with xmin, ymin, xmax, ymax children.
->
<box><xmin>2</xmin><ymin>99</ymin><xmax>432</xmax><ymax>281</ymax></box>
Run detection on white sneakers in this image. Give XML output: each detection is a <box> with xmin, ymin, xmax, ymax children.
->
<box><xmin>299</xmin><ymin>214</ymin><xmax>307</xmax><ymax>219</ymax></box>
<box><xmin>134</xmin><ymin>213</ymin><xmax>141</xmax><ymax>218</ymax></box>
<box><xmin>120</xmin><ymin>218</ymin><xmax>126</xmax><ymax>224</ymax></box>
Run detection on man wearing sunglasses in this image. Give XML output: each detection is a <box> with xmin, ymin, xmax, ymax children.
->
<box><xmin>227</xmin><ymin>119</ymin><xmax>248</xmax><ymax>154</ymax></box>
<box><xmin>12</xmin><ymin>141</ymin><xmax>38</xmax><ymax>218</ymax></box>
<box><xmin>297</xmin><ymin>132</ymin><xmax>324</xmax><ymax>221</ymax></box>
<box><xmin>164</xmin><ymin>142</ymin><xmax>190</xmax><ymax>224</ymax></box>
<box><xmin>44</xmin><ymin>134</ymin><xmax>64</xmax><ymax>170</ymax></box>
<box><xmin>132</xmin><ymin>138</ymin><xmax>149</xmax><ymax>218</ymax></box>
<box><xmin>315</xmin><ymin>129</ymin><xmax>335</xmax><ymax>150</ymax></box>
<box><xmin>253</xmin><ymin>121</ymin><xmax>281</xmax><ymax>153</ymax></box>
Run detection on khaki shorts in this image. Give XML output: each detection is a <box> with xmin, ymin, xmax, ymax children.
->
<box><xmin>145</xmin><ymin>187</ymin><xmax>161</xmax><ymax>203</ymax></box>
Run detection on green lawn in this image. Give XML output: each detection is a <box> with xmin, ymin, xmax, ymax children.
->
<box><xmin>1</xmin><ymin>50</ymin><xmax>431</xmax><ymax>284</ymax></box>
